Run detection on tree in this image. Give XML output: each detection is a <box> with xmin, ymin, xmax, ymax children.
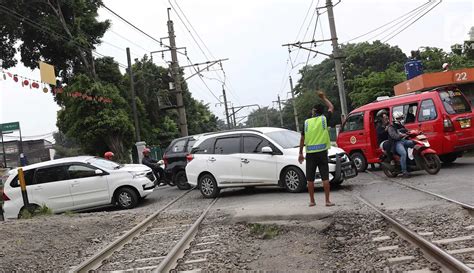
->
<box><xmin>349</xmin><ymin>64</ymin><xmax>405</xmax><ymax>107</ymax></box>
<box><xmin>0</xmin><ymin>0</ymin><xmax>109</xmax><ymax>80</ymax></box>
<box><xmin>56</xmin><ymin>74</ymin><xmax>134</xmax><ymax>161</ymax></box>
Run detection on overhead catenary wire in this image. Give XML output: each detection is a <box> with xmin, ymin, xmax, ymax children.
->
<box><xmin>374</xmin><ymin>1</ymin><xmax>435</xmax><ymax>42</ymax></box>
<box><xmin>169</xmin><ymin>0</ymin><xmax>241</xmax><ymax>105</ymax></box>
<box><xmin>343</xmin><ymin>0</ymin><xmax>432</xmax><ymax>43</ymax></box>
<box><xmin>0</xmin><ymin>4</ymin><xmax>130</xmax><ymax>70</ymax></box>
<box><xmin>101</xmin><ymin>3</ymin><xmax>166</xmax><ymax>48</ymax></box>
<box><xmin>382</xmin><ymin>0</ymin><xmax>442</xmax><ymax>43</ymax></box>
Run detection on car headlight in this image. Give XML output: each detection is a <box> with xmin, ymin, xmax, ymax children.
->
<box><xmin>130</xmin><ymin>172</ymin><xmax>147</xmax><ymax>178</ymax></box>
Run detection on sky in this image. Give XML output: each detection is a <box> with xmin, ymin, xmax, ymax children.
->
<box><xmin>1</xmin><ymin>0</ymin><xmax>473</xmax><ymax>142</ymax></box>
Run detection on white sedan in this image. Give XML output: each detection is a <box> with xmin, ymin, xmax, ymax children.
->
<box><xmin>186</xmin><ymin>127</ymin><xmax>357</xmax><ymax>198</ymax></box>
<box><xmin>1</xmin><ymin>156</ymin><xmax>156</xmax><ymax>219</ymax></box>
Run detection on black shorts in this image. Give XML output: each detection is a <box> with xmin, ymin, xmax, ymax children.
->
<box><xmin>305</xmin><ymin>150</ymin><xmax>329</xmax><ymax>181</ymax></box>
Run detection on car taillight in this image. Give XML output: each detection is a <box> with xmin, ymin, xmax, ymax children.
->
<box><xmin>443</xmin><ymin>115</ymin><xmax>454</xmax><ymax>132</ymax></box>
<box><xmin>2</xmin><ymin>192</ymin><xmax>10</xmax><ymax>201</ymax></box>
<box><xmin>186</xmin><ymin>154</ymin><xmax>194</xmax><ymax>163</ymax></box>
<box><xmin>163</xmin><ymin>155</ymin><xmax>168</xmax><ymax>168</ymax></box>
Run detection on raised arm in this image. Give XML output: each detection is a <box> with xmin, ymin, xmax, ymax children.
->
<box><xmin>317</xmin><ymin>91</ymin><xmax>334</xmax><ymax>113</ymax></box>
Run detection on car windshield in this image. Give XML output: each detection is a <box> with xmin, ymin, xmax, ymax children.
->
<box><xmin>264</xmin><ymin>130</ymin><xmax>301</xmax><ymax>149</ymax></box>
<box><xmin>87</xmin><ymin>157</ymin><xmax>122</xmax><ymax>170</ymax></box>
<box><xmin>438</xmin><ymin>90</ymin><xmax>471</xmax><ymax>114</ymax></box>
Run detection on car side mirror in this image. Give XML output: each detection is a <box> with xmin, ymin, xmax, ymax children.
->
<box><xmin>261</xmin><ymin>146</ymin><xmax>273</xmax><ymax>154</ymax></box>
<box><xmin>95</xmin><ymin>169</ymin><xmax>104</xmax><ymax>175</ymax></box>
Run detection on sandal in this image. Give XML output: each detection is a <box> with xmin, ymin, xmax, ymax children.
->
<box><xmin>309</xmin><ymin>202</ymin><xmax>316</xmax><ymax>207</ymax></box>
<box><xmin>325</xmin><ymin>202</ymin><xmax>335</xmax><ymax>207</ymax></box>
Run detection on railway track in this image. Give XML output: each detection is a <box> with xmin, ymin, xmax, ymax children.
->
<box><xmin>70</xmin><ymin>189</ymin><xmax>218</xmax><ymax>273</ymax></box>
<box><xmin>356</xmin><ymin>195</ymin><xmax>473</xmax><ymax>272</ymax></box>
<box><xmin>366</xmin><ymin>169</ymin><xmax>474</xmax><ymax>211</ymax></box>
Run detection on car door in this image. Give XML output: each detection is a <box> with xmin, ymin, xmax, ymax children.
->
<box><xmin>338</xmin><ymin>112</ymin><xmax>368</xmax><ymax>153</ymax></box>
<box><xmin>32</xmin><ymin>165</ymin><xmax>74</xmax><ymax>212</ymax></box>
<box><xmin>240</xmin><ymin>135</ymin><xmax>278</xmax><ymax>184</ymax></box>
<box><xmin>67</xmin><ymin>164</ymin><xmax>110</xmax><ymax>209</ymax></box>
<box><xmin>207</xmin><ymin>135</ymin><xmax>242</xmax><ymax>185</ymax></box>
<box><xmin>417</xmin><ymin>98</ymin><xmax>443</xmax><ymax>153</ymax></box>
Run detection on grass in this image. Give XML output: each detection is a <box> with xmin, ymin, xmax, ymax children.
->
<box><xmin>19</xmin><ymin>204</ymin><xmax>52</xmax><ymax>219</ymax></box>
<box><xmin>63</xmin><ymin>210</ymin><xmax>76</xmax><ymax>217</ymax></box>
<box><xmin>248</xmin><ymin>223</ymin><xmax>280</xmax><ymax>239</ymax></box>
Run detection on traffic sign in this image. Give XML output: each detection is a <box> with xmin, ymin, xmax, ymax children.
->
<box><xmin>1</xmin><ymin>122</ymin><xmax>20</xmax><ymax>132</ymax></box>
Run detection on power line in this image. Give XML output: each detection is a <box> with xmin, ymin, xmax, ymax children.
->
<box><xmin>343</xmin><ymin>0</ymin><xmax>431</xmax><ymax>43</ymax></box>
<box><xmin>185</xmin><ymin>56</ymin><xmax>222</xmax><ymax>103</ymax></box>
<box><xmin>374</xmin><ymin>1</ymin><xmax>435</xmax><ymax>42</ymax></box>
<box><xmin>382</xmin><ymin>0</ymin><xmax>442</xmax><ymax>43</ymax></box>
<box><xmin>108</xmin><ymin>29</ymin><xmax>151</xmax><ymax>54</ymax></box>
<box><xmin>169</xmin><ymin>0</ymin><xmax>241</xmax><ymax>104</ymax></box>
<box><xmin>101</xmin><ymin>3</ymin><xmax>165</xmax><ymax>47</ymax></box>
<box><xmin>304</xmin><ymin>11</ymin><xmax>321</xmax><ymax>68</ymax></box>
<box><xmin>0</xmin><ymin>5</ymin><xmax>130</xmax><ymax>70</ymax></box>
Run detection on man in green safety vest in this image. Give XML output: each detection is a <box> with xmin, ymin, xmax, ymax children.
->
<box><xmin>298</xmin><ymin>91</ymin><xmax>335</xmax><ymax>207</ymax></box>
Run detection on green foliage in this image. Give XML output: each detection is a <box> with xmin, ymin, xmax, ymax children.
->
<box><xmin>63</xmin><ymin>210</ymin><xmax>76</xmax><ymax>217</ymax></box>
<box><xmin>248</xmin><ymin>223</ymin><xmax>280</xmax><ymax>239</ymax></box>
<box><xmin>0</xmin><ymin>0</ymin><xmax>109</xmax><ymax>80</ymax></box>
<box><xmin>20</xmin><ymin>204</ymin><xmax>52</xmax><ymax>219</ymax></box>
<box><xmin>349</xmin><ymin>64</ymin><xmax>405</xmax><ymax>107</ymax></box>
<box><xmin>57</xmin><ymin>74</ymin><xmax>134</xmax><ymax>161</ymax></box>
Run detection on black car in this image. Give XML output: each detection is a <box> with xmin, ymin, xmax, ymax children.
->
<box><xmin>163</xmin><ymin>135</ymin><xmax>200</xmax><ymax>190</ymax></box>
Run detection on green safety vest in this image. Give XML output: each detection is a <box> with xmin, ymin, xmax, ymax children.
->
<box><xmin>304</xmin><ymin>115</ymin><xmax>331</xmax><ymax>153</ymax></box>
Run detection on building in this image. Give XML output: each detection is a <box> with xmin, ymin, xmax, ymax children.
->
<box><xmin>394</xmin><ymin>67</ymin><xmax>474</xmax><ymax>106</ymax></box>
<box><xmin>0</xmin><ymin>139</ymin><xmax>53</xmax><ymax>168</ymax></box>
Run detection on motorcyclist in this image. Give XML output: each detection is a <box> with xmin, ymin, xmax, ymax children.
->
<box><xmin>388</xmin><ymin>112</ymin><xmax>415</xmax><ymax>178</ymax></box>
<box><xmin>141</xmin><ymin>148</ymin><xmax>165</xmax><ymax>186</ymax></box>
<box><xmin>104</xmin><ymin>151</ymin><xmax>114</xmax><ymax>161</ymax></box>
<box><xmin>375</xmin><ymin>110</ymin><xmax>393</xmax><ymax>163</ymax></box>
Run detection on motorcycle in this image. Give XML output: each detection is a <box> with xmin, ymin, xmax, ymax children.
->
<box><xmin>380</xmin><ymin>130</ymin><xmax>441</xmax><ymax>177</ymax></box>
<box><xmin>153</xmin><ymin>160</ymin><xmax>175</xmax><ymax>187</ymax></box>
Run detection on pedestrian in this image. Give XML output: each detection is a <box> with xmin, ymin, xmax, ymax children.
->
<box><xmin>104</xmin><ymin>151</ymin><xmax>114</xmax><ymax>161</ymax></box>
<box><xmin>19</xmin><ymin>153</ymin><xmax>29</xmax><ymax>167</ymax></box>
<box><xmin>298</xmin><ymin>90</ymin><xmax>335</xmax><ymax>207</ymax></box>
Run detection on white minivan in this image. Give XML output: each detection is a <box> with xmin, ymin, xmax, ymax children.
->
<box><xmin>1</xmin><ymin>156</ymin><xmax>156</xmax><ymax>219</ymax></box>
<box><xmin>186</xmin><ymin>127</ymin><xmax>357</xmax><ymax>198</ymax></box>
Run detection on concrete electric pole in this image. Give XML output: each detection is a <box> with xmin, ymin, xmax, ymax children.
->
<box><xmin>167</xmin><ymin>8</ymin><xmax>189</xmax><ymax>136</ymax></box>
<box><xmin>273</xmin><ymin>95</ymin><xmax>285</xmax><ymax>128</ymax></box>
<box><xmin>326</xmin><ymin>0</ymin><xmax>348</xmax><ymax>118</ymax></box>
<box><xmin>289</xmin><ymin>76</ymin><xmax>300</xmax><ymax>132</ymax></box>
<box><xmin>222</xmin><ymin>85</ymin><xmax>231</xmax><ymax>129</ymax></box>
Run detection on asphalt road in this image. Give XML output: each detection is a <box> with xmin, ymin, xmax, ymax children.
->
<box><xmin>79</xmin><ymin>155</ymin><xmax>473</xmax><ymax>220</ymax></box>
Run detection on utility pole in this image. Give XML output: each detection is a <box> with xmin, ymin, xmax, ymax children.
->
<box><xmin>326</xmin><ymin>0</ymin><xmax>348</xmax><ymax>118</ymax></box>
<box><xmin>126</xmin><ymin>47</ymin><xmax>140</xmax><ymax>142</ymax></box>
<box><xmin>282</xmin><ymin>0</ymin><xmax>348</xmax><ymax>121</ymax></box>
<box><xmin>167</xmin><ymin>8</ymin><xmax>188</xmax><ymax>136</ymax></box>
<box><xmin>273</xmin><ymin>95</ymin><xmax>285</xmax><ymax>128</ymax></box>
<box><xmin>222</xmin><ymin>85</ymin><xmax>231</xmax><ymax>129</ymax></box>
<box><xmin>231</xmin><ymin>106</ymin><xmax>236</xmax><ymax>127</ymax></box>
<box><xmin>289</xmin><ymin>76</ymin><xmax>300</xmax><ymax>132</ymax></box>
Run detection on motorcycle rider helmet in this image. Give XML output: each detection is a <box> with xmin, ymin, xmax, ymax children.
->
<box><xmin>393</xmin><ymin>111</ymin><xmax>405</xmax><ymax>125</ymax></box>
<box><xmin>104</xmin><ymin>151</ymin><xmax>114</xmax><ymax>160</ymax></box>
<box><xmin>142</xmin><ymin>148</ymin><xmax>151</xmax><ymax>155</ymax></box>
<box><xmin>376</xmin><ymin>109</ymin><xmax>388</xmax><ymax>123</ymax></box>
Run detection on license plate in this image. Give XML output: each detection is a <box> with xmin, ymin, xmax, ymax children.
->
<box><xmin>344</xmin><ymin>168</ymin><xmax>355</xmax><ymax>177</ymax></box>
<box><xmin>460</xmin><ymin>119</ymin><xmax>471</xmax><ymax>128</ymax></box>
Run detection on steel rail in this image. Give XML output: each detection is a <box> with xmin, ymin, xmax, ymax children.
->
<box><xmin>366</xmin><ymin>170</ymin><xmax>474</xmax><ymax>211</ymax></box>
<box><xmin>70</xmin><ymin>189</ymin><xmax>194</xmax><ymax>273</ymax></box>
<box><xmin>154</xmin><ymin>198</ymin><xmax>218</xmax><ymax>273</ymax></box>
<box><xmin>357</xmin><ymin>195</ymin><xmax>472</xmax><ymax>273</ymax></box>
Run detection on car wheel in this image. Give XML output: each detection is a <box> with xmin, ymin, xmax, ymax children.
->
<box><xmin>282</xmin><ymin>166</ymin><xmax>306</xmax><ymax>193</ymax></box>
<box><xmin>18</xmin><ymin>204</ymin><xmax>40</xmax><ymax>219</ymax></box>
<box><xmin>175</xmin><ymin>170</ymin><xmax>192</xmax><ymax>190</ymax></box>
<box><xmin>350</xmin><ymin>152</ymin><xmax>367</xmax><ymax>172</ymax></box>
<box><xmin>199</xmin><ymin>174</ymin><xmax>220</xmax><ymax>198</ymax></box>
<box><xmin>440</xmin><ymin>153</ymin><xmax>458</xmax><ymax>164</ymax></box>
<box><xmin>330</xmin><ymin>176</ymin><xmax>344</xmax><ymax>186</ymax></box>
<box><xmin>115</xmin><ymin>187</ymin><xmax>139</xmax><ymax>209</ymax></box>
